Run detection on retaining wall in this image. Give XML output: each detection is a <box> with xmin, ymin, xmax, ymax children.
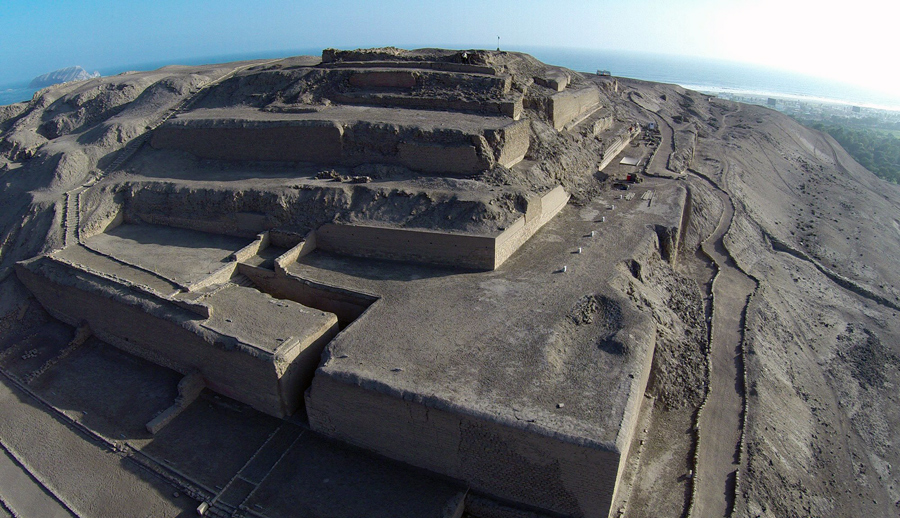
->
<box><xmin>316</xmin><ymin>224</ymin><xmax>496</xmax><ymax>270</ymax></box>
<box><xmin>314</xmin><ymin>186</ymin><xmax>568</xmax><ymax>270</ymax></box>
<box><xmin>151</xmin><ymin>121</ymin><xmax>344</xmax><ymax>164</ymax></box>
<box><xmin>598</xmin><ymin>129</ymin><xmax>638</xmax><ymax>172</ymax></box>
<box><xmin>534</xmin><ymin>69</ymin><xmax>570</xmax><ymax>92</ymax></box>
<box><xmin>305</xmin><ymin>284</ymin><xmax>658</xmax><ymax>518</ymax></box>
<box><xmin>320</xmin><ymin>56</ymin><xmax>497</xmax><ymax>76</ymax></box>
<box><xmin>151</xmin><ymin>117</ymin><xmax>529</xmax><ymax>175</ymax></box>
<box><xmin>487</xmin><ymin>120</ymin><xmax>530</xmax><ymax>168</ymax></box>
<box><xmin>329</xmin><ymin>93</ymin><xmax>523</xmax><ymax>120</ymax></box>
<box><xmin>307</xmin><ymin>375</ymin><xmax>621</xmax><ymax>518</ymax></box>
<box><xmin>397</xmin><ymin>142</ymin><xmax>486</xmax><ymax>175</ymax></box>
<box><xmin>549</xmin><ymin>87</ymin><xmax>601</xmax><ymax>131</ymax></box>
<box><xmin>349</xmin><ymin>70</ymin><xmax>417</xmax><ymax>89</ymax></box>
<box><xmin>15</xmin><ymin>256</ymin><xmax>336</xmax><ymax>418</ymax></box>
<box><xmin>494</xmin><ymin>186</ymin><xmax>570</xmax><ymax>266</ymax></box>
<box><xmin>348</xmin><ymin>69</ymin><xmax>511</xmax><ymax>94</ymax></box>
<box><xmin>15</xmin><ymin>259</ymin><xmax>287</xmax><ymax>415</ymax></box>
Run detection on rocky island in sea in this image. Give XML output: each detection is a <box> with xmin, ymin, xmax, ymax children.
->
<box><xmin>29</xmin><ymin>65</ymin><xmax>100</xmax><ymax>88</ymax></box>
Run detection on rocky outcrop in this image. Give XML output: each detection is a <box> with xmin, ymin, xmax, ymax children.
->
<box><xmin>29</xmin><ymin>66</ymin><xmax>99</xmax><ymax>88</ymax></box>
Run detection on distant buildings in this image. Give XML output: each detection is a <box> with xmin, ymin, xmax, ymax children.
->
<box><xmin>713</xmin><ymin>92</ymin><xmax>900</xmax><ymax>125</ymax></box>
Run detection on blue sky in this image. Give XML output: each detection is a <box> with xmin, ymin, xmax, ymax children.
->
<box><xmin>1</xmin><ymin>0</ymin><xmax>897</xmax><ymax>96</ymax></box>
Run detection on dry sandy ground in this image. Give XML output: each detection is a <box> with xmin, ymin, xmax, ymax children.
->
<box><xmin>615</xmin><ymin>78</ymin><xmax>900</xmax><ymax>518</ymax></box>
<box><xmin>0</xmin><ymin>51</ymin><xmax>898</xmax><ymax>518</ymax></box>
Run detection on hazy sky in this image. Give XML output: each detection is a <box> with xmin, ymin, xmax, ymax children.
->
<box><xmin>1</xmin><ymin>0</ymin><xmax>896</xmax><ymax>96</ymax></box>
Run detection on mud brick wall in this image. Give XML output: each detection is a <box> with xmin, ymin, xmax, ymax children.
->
<box><xmin>549</xmin><ymin>87</ymin><xmax>601</xmax><ymax>131</ymax></box>
<box><xmin>307</xmin><ymin>374</ymin><xmax>621</xmax><ymax>518</ymax></box>
<box><xmin>17</xmin><ymin>258</ymin><xmax>307</xmax><ymax>418</ymax></box>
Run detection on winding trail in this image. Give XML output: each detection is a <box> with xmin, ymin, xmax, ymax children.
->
<box><xmin>690</xmin><ymin>169</ymin><xmax>755</xmax><ymax>518</ymax></box>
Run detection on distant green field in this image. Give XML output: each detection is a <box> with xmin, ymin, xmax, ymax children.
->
<box><xmin>794</xmin><ymin>118</ymin><xmax>900</xmax><ymax>184</ymax></box>
<box><xmin>873</xmin><ymin>128</ymin><xmax>900</xmax><ymax>138</ymax></box>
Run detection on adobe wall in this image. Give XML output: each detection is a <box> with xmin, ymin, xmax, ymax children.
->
<box><xmin>349</xmin><ymin>70</ymin><xmax>417</xmax><ymax>89</ymax></box>
<box><xmin>331</xmin><ymin>61</ymin><xmax>497</xmax><ymax>75</ymax></box>
<box><xmin>15</xmin><ymin>258</ymin><xmax>312</xmax><ymax>418</ymax></box>
<box><xmin>313</xmin><ymin>185</ymin><xmax>567</xmax><ymax>270</ymax></box>
<box><xmin>604</xmin><ymin>284</ymin><xmax>660</xmax><ymax>508</ymax></box>
<box><xmin>487</xmin><ymin>120</ymin><xmax>530</xmax><ymax>168</ymax></box>
<box><xmin>534</xmin><ymin>68</ymin><xmax>570</xmax><ymax>92</ymax></box>
<box><xmin>231</xmin><ymin>232</ymin><xmax>270</xmax><ymax>263</ymax></box>
<box><xmin>348</xmin><ymin>70</ymin><xmax>511</xmax><ymax>94</ymax></box>
<box><xmin>273</xmin><ymin>232</ymin><xmax>315</xmax><ymax>268</ymax></box>
<box><xmin>151</xmin><ymin>121</ymin><xmax>344</xmax><ymax>164</ymax></box>
<box><xmin>306</xmin><ymin>375</ymin><xmax>621</xmax><ymax>518</ymax></box>
<box><xmin>397</xmin><ymin>142</ymin><xmax>486</xmax><ymax>175</ymax></box>
<box><xmin>151</xmin><ymin>118</ymin><xmax>529</xmax><ymax>175</ymax></box>
<box><xmin>329</xmin><ymin>93</ymin><xmax>523</xmax><ymax>120</ymax></box>
<box><xmin>273</xmin><ymin>319</ymin><xmax>339</xmax><ymax>416</ymax></box>
<box><xmin>590</xmin><ymin>111</ymin><xmax>614</xmax><ymax>136</ymax></box>
<box><xmin>549</xmin><ymin>87</ymin><xmax>601</xmax><ymax>131</ymax></box>
<box><xmin>494</xmin><ymin>186</ymin><xmax>570</xmax><ymax>267</ymax></box>
<box><xmin>320</xmin><ymin>52</ymin><xmax>497</xmax><ymax>75</ymax></box>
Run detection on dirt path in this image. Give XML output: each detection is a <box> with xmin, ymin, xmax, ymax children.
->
<box><xmin>691</xmin><ymin>170</ymin><xmax>755</xmax><ymax>518</ymax></box>
<box><xmin>648</xmin><ymin>112</ymin><xmax>674</xmax><ymax>176</ymax></box>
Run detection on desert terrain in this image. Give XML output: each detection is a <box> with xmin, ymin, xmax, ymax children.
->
<box><xmin>0</xmin><ymin>48</ymin><xmax>897</xmax><ymax>518</ymax></box>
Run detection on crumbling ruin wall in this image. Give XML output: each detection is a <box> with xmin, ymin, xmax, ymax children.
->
<box><xmin>347</xmin><ymin>69</ymin><xmax>511</xmax><ymax>94</ymax></box>
<box><xmin>150</xmin><ymin>118</ymin><xmax>518</xmax><ymax>175</ymax></box>
<box><xmin>348</xmin><ymin>70</ymin><xmax>418</xmax><ymax>89</ymax></box>
<box><xmin>597</xmin><ymin>129</ymin><xmax>637</xmax><ymax>172</ymax></box>
<box><xmin>486</xmin><ymin>120</ymin><xmax>530</xmax><ymax>168</ymax></box>
<box><xmin>306</xmin><ymin>374</ymin><xmax>621</xmax><ymax>518</ymax></box>
<box><xmin>667</xmin><ymin>126</ymin><xmax>697</xmax><ymax>174</ymax></box>
<box><xmin>326</xmin><ymin>93</ymin><xmax>523</xmax><ymax>119</ymax></box>
<box><xmin>534</xmin><ymin>68</ymin><xmax>570</xmax><ymax>92</ymax></box>
<box><xmin>396</xmin><ymin>142</ymin><xmax>487</xmax><ymax>175</ymax></box>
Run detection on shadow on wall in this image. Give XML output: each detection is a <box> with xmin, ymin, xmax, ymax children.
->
<box><xmin>293</xmin><ymin>250</ymin><xmax>468</xmax><ymax>283</ymax></box>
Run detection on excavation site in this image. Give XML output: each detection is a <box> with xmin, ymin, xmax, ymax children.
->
<box><xmin>1</xmin><ymin>48</ymin><xmax>899</xmax><ymax>518</ymax></box>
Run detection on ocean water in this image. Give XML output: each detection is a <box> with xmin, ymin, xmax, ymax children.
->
<box><xmin>517</xmin><ymin>46</ymin><xmax>900</xmax><ymax>111</ymax></box>
<box><xmin>2</xmin><ymin>46</ymin><xmax>898</xmax><ymax>111</ymax></box>
<box><xmin>0</xmin><ymin>48</ymin><xmax>316</xmax><ymax>107</ymax></box>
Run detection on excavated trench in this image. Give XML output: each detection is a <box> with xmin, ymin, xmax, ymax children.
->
<box><xmin>687</xmin><ymin>169</ymin><xmax>755</xmax><ymax>518</ymax></box>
